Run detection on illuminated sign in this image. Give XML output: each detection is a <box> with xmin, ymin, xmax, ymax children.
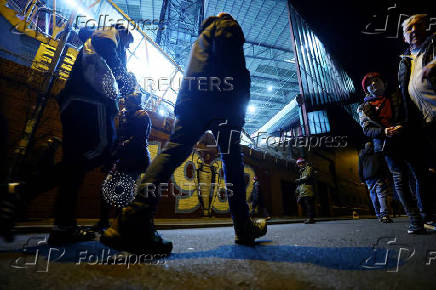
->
<box><xmin>31</xmin><ymin>42</ymin><xmax>78</xmax><ymax>81</ymax></box>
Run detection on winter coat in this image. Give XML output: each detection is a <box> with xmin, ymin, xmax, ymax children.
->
<box><xmin>358</xmin><ymin>147</ymin><xmax>387</xmax><ymax>181</ymax></box>
<box><xmin>175</xmin><ymin>15</ymin><xmax>250</xmax><ymax>117</ymax></box>
<box><xmin>357</xmin><ymin>91</ymin><xmax>406</xmax><ymax>153</ymax></box>
<box><xmin>295</xmin><ymin>165</ymin><xmax>314</xmax><ymax>198</ymax></box>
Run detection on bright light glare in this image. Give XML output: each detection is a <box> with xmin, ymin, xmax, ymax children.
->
<box><xmin>248</xmin><ymin>105</ymin><xmax>256</xmax><ymax>113</ymax></box>
<box><xmin>267</xmin><ymin>85</ymin><xmax>273</xmax><ymax>92</ymax></box>
<box><xmin>159</xmin><ymin>109</ymin><xmax>165</xmax><ymax>116</ymax></box>
<box><xmin>126</xmin><ymin>30</ymin><xmax>180</xmax><ymax>105</ymax></box>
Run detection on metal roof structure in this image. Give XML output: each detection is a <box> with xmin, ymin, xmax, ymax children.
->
<box><xmin>112</xmin><ymin>0</ymin><xmax>300</xmax><ymax>136</ymax></box>
<box><xmin>6</xmin><ymin>0</ymin><xmax>355</xmax><ymax>142</ymax></box>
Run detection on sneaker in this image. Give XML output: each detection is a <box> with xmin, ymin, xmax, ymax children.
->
<box><xmin>48</xmin><ymin>226</ymin><xmax>96</xmax><ymax>245</ymax></box>
<box><xmin>234</xmin><ymin>218</ymin><xmax>267</xmax><ymax>246</ymax></box>
<box><xmin>100</xmin><ymin>202</ymin><xmax>173</xmax><ymax>255</ymax></box>
<box><xmin>0</xmin><ymin>183</ymin><xmax>21</xmax><ymax>242</ymax></box>
<box><xmin>304</xmin><ymin>218</ymin><xmax>315</xmax><ymax>224</ymax></box>
<box><xmin>407</xmin><ymin>224</ymin><xmax>426</xmax><ymax>234</ymax></box>
<box><xmin>380</xmin><ymin>216</ymin><xmax>393</xmax><ymax>223</ymax></box>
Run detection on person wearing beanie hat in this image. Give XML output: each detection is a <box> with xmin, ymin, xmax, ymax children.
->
<box><xmin>295</xmin><ymin>158</ymin><xmax>315</xmax><ymax>224</ymax></box>
<box><xmin>357</xmin><ymin>71</ymin><xmax>433</xmax><ymax>234</ymax></box>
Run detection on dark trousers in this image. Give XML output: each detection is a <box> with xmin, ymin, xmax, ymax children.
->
<box><xmin>301</xmin><ymin>196</ymin><xmax>315</xmax><ymax>219</ymax></box>
<box><xmin>136</xmin><ymin>99</ymin><xmax>250</xmax><ymax>222</ymax></box>
<box><xmin>23</xmin><ymin>99</ymin><xmax>115</xmax><ymax>227</ymax></box>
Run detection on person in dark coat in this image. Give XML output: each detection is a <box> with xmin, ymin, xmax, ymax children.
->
<box><xmin>357</xmin><ymin>72</ymin><xmax>430</xmax><ymax>234</ymax></box>
<box><xmin>101</xmin><ymin>13</ymin><xmax>267</xmax><ymax>255</ymax></box>
<box><xmin>358</xmin><ymin>142</ymin><xmax>393</xmax><ymax>223</ymax></box>
<box><xmin>0</xmin><ymin>25</ymin><xmax>136</xmax><ymax>243</ymax></box>
<box><xmin>95</xmin><ymin>94</ymin><xmax>152</xmax><ymax>231</ymax></box>
<box><xmin>295</xmin><ymin>158</ymin><xmax>315</xmax><ymax>224</ymax></box>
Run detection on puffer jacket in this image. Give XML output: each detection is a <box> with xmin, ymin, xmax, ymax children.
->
<box><xmin>295</xmin><ymin>165</ymin><xmax>314</xmax><ymax>198</ymax></box>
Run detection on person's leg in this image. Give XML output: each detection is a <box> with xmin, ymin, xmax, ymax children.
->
<box><xmin>366</xmin><ymin>179</ymin><xmax>381</xmax><ymax>218</ymax></box>
<box><xmin>210</xmin><ymin>117</ymin><xmax>267</xmax><ymax>244</ymax></box>
<box><xmin>211</xmin><ymin>123</ymin><xmax>249</xmax><ymax>223</ymax></box>
<box><xmin>407</xmin><ymin>158</ymin><xmax>434</xmax><ymax>223</ymax></box>
<box><xmin>374</xmin><ymin>177</ymin><xmax>389</xmax><ymax>218</ymax></box>
<box><xmin>384</xmin><ymin>154</ymin><xmax>423</xmax><ymax>232</ymax></box>
<box><xmin>135</xmin><ymin>118</ymin><xmax>206</xmax><ymax>208</ymax></box>
<box><xmin>101</xmin><ymin>114</ymin><xmax>207</xmax><ymax>253</ymax></box>
<box><xmin>305</xmin><ymin>196</ymin><xmax>315</xmax><ymax>219</ymax></box>
<box><xmin>53</xmin><ymin>161</ymin><xmax>86</xmax><ymax>227</ymax></box>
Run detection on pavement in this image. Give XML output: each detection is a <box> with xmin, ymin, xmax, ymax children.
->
<box><xmin>11</xmin><ymin>216</ymin><xmax>364</xmax><ymax>232</ymax></box>
<box><xmin>1</xmin><ymin>218</ymin><xmax>436</xmax><ymax>289</ymax></box>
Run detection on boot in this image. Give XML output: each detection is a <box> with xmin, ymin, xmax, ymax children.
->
<box><xmin>304</xmin><ymin>218</ymin><xmax>315</xmax><ymax>224</ymax></box>
<box><xmin>233</xmin><ymin>218</ymin><xmax>267</xmax><ymax>246</ymax></box>
<box><xmin>100</xmin><ymin>201</ymin><xmax>173</xmax><ymax>255</ymax></box>
<box><xmin>48</xmin><ymin>225</ymin><xmax>96</xmax><ymax>245</ymax></box>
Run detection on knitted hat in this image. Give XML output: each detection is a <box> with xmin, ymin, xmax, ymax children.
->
<box><xmin>361</xmin><ymin>72</ymin><xmax>381</xmax><ymax>94</ymax></box>
<box><xmin>296</xmin><ymin>158</ymin><xmax>305</xmax><ymax>164</ymax></box>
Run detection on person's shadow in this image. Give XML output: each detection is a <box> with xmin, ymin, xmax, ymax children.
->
<box><xmin>3</xmin><ymin>237</ymin><xmax>409</xmax><ymax>271</ymax></box>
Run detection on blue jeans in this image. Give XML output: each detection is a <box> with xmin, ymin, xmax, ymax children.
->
<box><xmin>136</xmin><ymin>99</ymin><xmax>250</xmax><ymax>223</ymax></box>
<box><xmin>384</xmin><ymin>152</ymin><xmax>424</xmax><ymax>227</ymax></box>
<box><xmin>365</xmin><ymin>178</ymin><xmax>388</xmax><ymax>218</ymax></box>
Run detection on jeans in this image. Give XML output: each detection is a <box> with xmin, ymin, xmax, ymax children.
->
<box><xmin>384</xmin><ymin>152</ymin><xmax>424</xmax><ymax>227</ymax></box>
<box><xmin>365</xmin><ymin>178</ymin><xmax>388</xmax><ymax>218</ymax></box>
<box><xmin>136</xmin><ymin>99</ymin><xmax>250</xmax><ymax>222</ymax></box>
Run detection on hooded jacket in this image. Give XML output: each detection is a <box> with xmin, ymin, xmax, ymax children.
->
<box><xmin>175</xmin><ymin>15</ymin><xmax>251</xmax><ymax>116</ymax></box>
<box><xmin>295</xmin><ymin>165</ymin><xmax>314</xmax><ymax>198</ymax></box>
<box><xmin>59</xmin><ymin>27</ymin><xmax>135</xmax><ymax>116</ymax></box>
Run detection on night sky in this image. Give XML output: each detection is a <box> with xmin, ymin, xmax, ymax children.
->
<box><xmin>290</xmin><ymin>0</ymin><xmax>434</xmax><ymax>97</ymax></box>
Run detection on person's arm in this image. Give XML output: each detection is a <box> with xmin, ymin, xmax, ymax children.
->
<box><xmin>91</xmin><ymin>32</ymin><xmax>135</xmax><ymax>96</ymax></box>
<box><xmin>297</xmin><ymin>166</ymin><xmax>313</xmax><ymax>184</ymax></box>
<box><xmin>357</xmin><ymin>103</ymin><xmax>385</xmax><ymax>138</ymax></box>
<box><xmin>130</xmin><ymin>110</ymin><xmax>151</xmax><ymax>147</ymax></box>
